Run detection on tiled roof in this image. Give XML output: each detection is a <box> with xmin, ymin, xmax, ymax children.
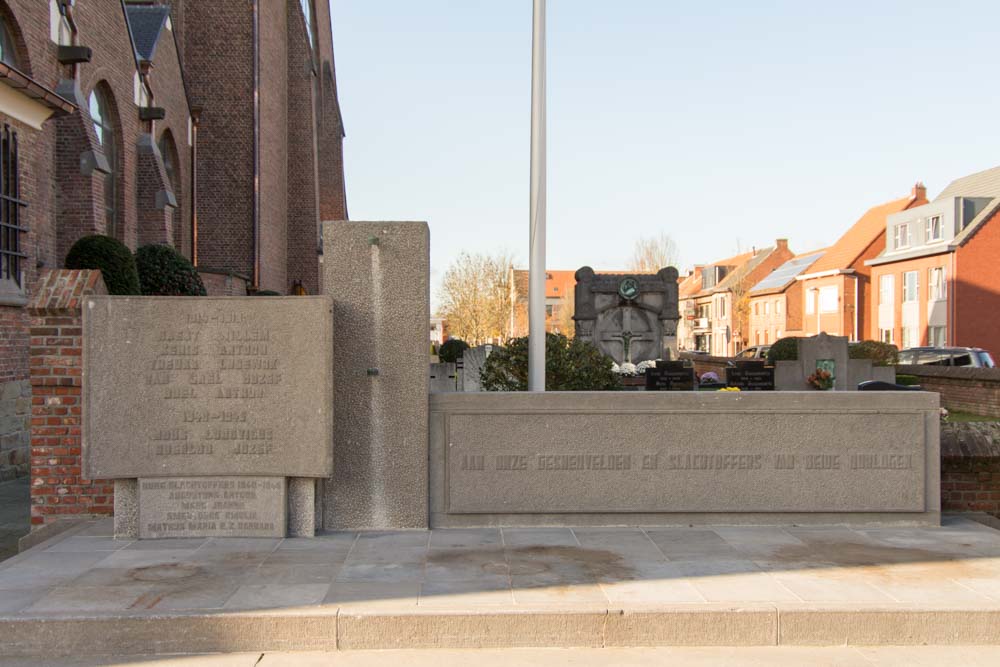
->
<box><xmin>125</xmin><ymin>5</ymin><xmax>171</xmax><ymax>62</ymax></box>
<box><xmin>678</xmin><ymin>270</ymin><xmax>702</xmax><ymax>298</ymax></box>
<box><xmin>750</xmin><ymin>250</ymin><xmax>826</xmax><ymax>295</ymax></box>
<box><xmin>935</xmin><ymin>165</ymin><xmax>1000</xmax><ymax>201</ymax></box>
<box><xmin>806</xmin><ymin>194</ymin><xmax>922</xmax><ymax>274</ymax></box>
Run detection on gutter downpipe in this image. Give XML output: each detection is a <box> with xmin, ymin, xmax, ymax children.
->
<box><xmin>190</xmin><ymin>107</ymin><xmax>200</xmax><ymax>266</ymax></box>
<box><xmin>251</xmin><ymin>0</ymin><xmax>261</xmax><ymax>290</ymax></box>
<box><xmin>950</xmin><ymin>250</ymin><xmax>957</xmax><ymax>345</ymax></box>
<box><xmin>853</xmin><ymin>275</ymin><xmax>859</xmax><ymax>341</ymax></box>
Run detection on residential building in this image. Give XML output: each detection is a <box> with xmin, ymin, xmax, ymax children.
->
<box><xmin>509</xmin><ymin>269</ymin><xmax>580</xmax><ymax>338</ymax></box>
<box><xmin>795</xmin><ymin>184</ymin><xmax>927</xmax><ymax>341</ymax></box>
<box><xmin>748</xmin><ymin>249</ymin><xmax>826</xmax><ymax>345</ymax></box>
<box><xmin>0</xmin><ymin>0</ymin><xmax>347</xmax><ymax>481</ymax></box>
<box><xmin>676</xmin><ymin>268</ymin><xmax>704</xmax><ymax>351</ymax></box>
<box><xmin>868</xmin><ymin>166</ymin><xmax>1000</xmax><ymax>354</ymax></box>
<box><xmin>682</xmin><ymin>240</ymin><xmax>794</xmax><ymax>356</ymax></box>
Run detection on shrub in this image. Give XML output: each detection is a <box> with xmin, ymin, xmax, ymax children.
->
<box><xmin>481</xmin><ymin>333</ymin><xmax>621</xmax><ymax>391</ymax></box>
<box><xmin>767</xmin><ymin>336</ymin><xmax>800</xmax><ymax>363</ymax></box>
<box><xmin>64</xmin><ymin>235</ymin><xmax>141</xmax><ymax>295</ymax></box>
<box><xmin>896</xmin><ymin>374</ymin><xmax>920</xmax><ymax>386</ymax></box>
<box><xmin>135</xmin><ymin>244</ymin><xmax>207</xmax><ymax>296</ymax></box>
<box><xmin>849</xmin><ymin>340</ymin><xmax>898</xmax><ymax>366</ymax></box>
<box><xmin>438</xmin><ymin>338</ymin><xmax>469</xmax><ymax>363</ymax></box>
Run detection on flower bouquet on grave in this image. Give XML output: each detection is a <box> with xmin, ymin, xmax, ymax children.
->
<box><xmin>806</xmin><ymin>368</ymin><xmax>834</xmax><ymax>391</ymax></box>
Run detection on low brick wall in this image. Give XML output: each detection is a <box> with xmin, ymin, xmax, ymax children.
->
<box><xmin>897</xmin><ymin>365</ymin><xmax>1000</xmax><ymax>418</ymax></box>
<box><xmin>27</xmin><ymin>270</ymin><xmax>113</xmax><ymax>529</ymax></box>
<box><xmin>941</xmin><ymin>422</ymin><xmax>1000</xmax><ymax>518</ymax></box>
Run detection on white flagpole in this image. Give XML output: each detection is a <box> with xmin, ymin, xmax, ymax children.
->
<box><xmin>528</xmin><ymin>0</ymin><xmax>546</xmax><ymax>392</ymax></box>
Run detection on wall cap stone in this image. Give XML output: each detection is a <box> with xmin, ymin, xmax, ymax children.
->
<box><xmin>27</xmin><ymin>270</ymin><xmax>107</xmax><ymax>316</ymax></box>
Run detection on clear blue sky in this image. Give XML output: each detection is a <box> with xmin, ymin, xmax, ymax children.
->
<box><xmin>330</xmin><ymin>1</ymin><xmax>1000</xmax><ymax>301</ymax></box>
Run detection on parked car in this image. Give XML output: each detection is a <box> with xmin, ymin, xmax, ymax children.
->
<box><xmin>738</xmin><ymin>345</ymin><xmax>771</xmax><ymax>360</ymax></box>
<box><xmin>897</xmin><ymin>347</ymin><xmax>995</xmax><ymax>368</ymax></box>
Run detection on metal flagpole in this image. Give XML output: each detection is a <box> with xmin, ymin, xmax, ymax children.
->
<box><xmin>528</xmin><ymin>0</ymin><xmax>546</xmax><ymax>392</ymax></box>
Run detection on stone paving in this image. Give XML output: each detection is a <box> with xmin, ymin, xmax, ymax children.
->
<box><xmin>3</xmin><ymin>515</ymin><xmax>1000</xmax><ymax>654</ymax></box>
<box><xmin>0</xmin><ymin>478</ymin><xmax>29</xmax><ymax>563</ymax></box>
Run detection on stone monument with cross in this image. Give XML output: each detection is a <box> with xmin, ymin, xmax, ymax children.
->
<box><xmin>573</xmin><ymin>266</ymin><xmax>680</xmax><ymax>365</ymax></box>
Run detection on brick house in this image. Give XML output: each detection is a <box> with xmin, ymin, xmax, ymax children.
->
<box><xmin>747</xmin><ymin>249</ymin><xmax>826</xmax><ymax>346</ymax></box>
<box><xmin>0</xmin><ymin>0</ymin><xmax>347</xmax><ymax>481</ymax></box>
<box><xmin>509</xmin><ymin>269</ymin><xmax>578</xmax><ymax>338</ymax></box>
<box><xmin>795</xmin><ymin>184</ymin><xmax>927</xmax><ymax>341</ymax></box>
<box><xmin>868</xmin><ymin>166</ymin><xmax>1000</xmax><ymax>354</ymax></box>
<box><xmin>680</xmin><ymin>241</ymin><xmax>794</xmax><ymax>356</ymax></box>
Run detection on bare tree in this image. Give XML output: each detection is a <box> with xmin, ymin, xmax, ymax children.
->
<box><xmin>438</xmin><ymin>251</ymin><xmax>516</xmax><ymax>345</ymax></box>
<box><xmin>628</xmin><ymin>233</ymin><xmax>679</xmax><ymax>273</ymax></box>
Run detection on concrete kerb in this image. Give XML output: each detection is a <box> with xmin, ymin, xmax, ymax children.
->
<box><xmin>7</xmin><ymin>604</ymin><xmax>1000</xmax><ymax>656</ymax></box>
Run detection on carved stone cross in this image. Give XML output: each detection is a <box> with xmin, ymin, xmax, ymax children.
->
<box><xmin>600</xmin><ymin>306</ymin><xmax>652</xmax><ymax>364</ymax></box>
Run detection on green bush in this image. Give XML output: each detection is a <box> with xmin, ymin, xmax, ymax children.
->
<box><xmin>767</xmin><ymin>336</ymin><xmax>800</xmax><ymax>363</ymax></box>
<box><xmin>64</xmin><ymin>235</ymin><xmax>141</xmax><ymax>295</ymax></box>
<box><xmin>135</xmin><ymin>244</ymin><xmax>207</xmax><ymax>296</ymax></box>
<box><xmin>439</xmin><ymin>338</ymin><xmax>470</xmax><ymax>363</ymax></box>
<box><xmin>481</xmin><ymin>333</ymin><xmax>621</xmax><ymax>391</ymax></box>
<box><xmin>849</xmin><ymin>340</ymin><xmax>898</xmax><ymax>366</ymax></box>
<box><xmin>896</xmin><ymin>374</ymin><xmax>920</xmax><ymax>386</ymax></box>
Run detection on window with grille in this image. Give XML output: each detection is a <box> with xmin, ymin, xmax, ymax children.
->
<box><xmin>0</xmin><ymin>124</ymin><xmax>25</xmax><ymax>291</ymax></box>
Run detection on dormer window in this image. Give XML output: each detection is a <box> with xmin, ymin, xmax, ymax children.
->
<box><xmin>893</xmin><ymin>223</ymin><xmax>911</xmax><ymax>250</ymax></box>
<box><xmin>925</xmin><ymin>215</ymin><xmax>943</xmax><ymax>242</ymax></box>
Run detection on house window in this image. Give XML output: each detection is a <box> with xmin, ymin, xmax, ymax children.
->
<box><xmin>299</xmin><ymin>0</ymin><xmax>314</xmax><ymax>49</ymax></box>
<box><xmin>880</xmin><ymin>328</ymin><xmax>894</xmax><ymax>344</ymax></box>
<box><xmin>903</xmin><ymin>271</ymin><xmax>918</xmax><ymax>302</ymax></box>
<box><xmin>763</xmin><ymin>301</ymin><xmax>770</xmax><ymax>315</ymax></box>
<box><xmin>805</xmin><ymin>289</ymin><xmax>815</xmax><ymax>315</ymax></box>
<box><xmin>819</xmin><ymin>286</ymin><xmax>838</xmax><ymax>313</ymax></box>
<box><xmin>775</xmin><ymin>300</ymin><xmax>781</xmax><ymax>315</ymax></box>
<box><xmin>0</xmin><ymin>124</ymin><xmax>25</xmax><ymax>292</ymax></box>
<box><xmin>928</xmin><ymin>267</ymin><xmax>946</xmax><ymax>301</ymax></box>
<box><xmin>717</xmin><ymin>298</ymin><xmax>726</xmax><ymax>318</ymax></box>
<box><xmin>894</xmin><ymin>223</ymin><xmax>911</xmax><ymax>250</ymax></box>
<box><xmin>902</xmin><ymin>326</ymin><xmax>919</xmax><ymax>349</ymax></box>
<box><xmin>928</xmin><ymin>326</ymin><xmax>946</xmax><ymax>347</ymax></box>
<box><xmin>49</xmin><ymin>0</ymin><xmax>72</xmax><ymax>46</ymax></box>
<box><xmin>879</xmin><ymin>274</ymin><xmax>894</xmax><ymax>305</ymax></box>
<box><xmin>925</xmin><ymin>215</ymin><xmax>943</xmax><ymax>242</ymax></box>
<box><xmin>764</xmin><ymin>330</ymin><xmax>770</xmax><ymax>344</ymax></box>
<box><xmin>89</xmin><ymin>85</ymin><xmax>119</xmax><ymax>239</ymax></box>
<box><xmin>754</xmin><ymin>302</ymin><xmax>759</xmax><ymax>316</ymax></box>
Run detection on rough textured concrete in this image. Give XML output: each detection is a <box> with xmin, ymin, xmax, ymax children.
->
<box><xmin>83</xmin><ymin>296</ymin><xmax>334</xmax><ymax>479</ymax></box>
<box><xmin>138</xmin><ymin>477</ymin><xmax>286</xmax><ymax>539</ymax></box>
<box><xmin>288</xmin><ymin>478</ymin><xmax>317</xmax><ymax>538</ymax></box>
<box><xmin>114</xmin><ymin>479</ymin><xmax>139</xmax><ymax>539</ymax></box>
<box><xmin>3</xmin><ymin>517</ymin><xmax>1000</xmax><ymax>656</ymax></box>
<box><xmin>430</xmin><ymin>391</ymin><xmax>940</xmax><ymax>526</ymax></box>
<box><xmin>322</xmin><ymin>222</ymin><xmax>430</xmax><ymax>530</ymax></box>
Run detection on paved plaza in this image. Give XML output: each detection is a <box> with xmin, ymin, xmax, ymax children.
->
<box><xmin>3</xmin><ymin>515</ymin><xmax>1000</xmax><ymax>655</ymax></box>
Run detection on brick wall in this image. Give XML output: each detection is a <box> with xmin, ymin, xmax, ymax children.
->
<box><xmin>26</xmin><ymin>270</ymin><xmax>112</xmax><ymax>528</ymax></box>
<box><xmin>956</xmin><ymin>208</ymin><xmax>1000</xmax><ymax>355</ymax></box>
<box><xmin>941</xmin><ymin>422</ymin><xmax>1000</xmax><ymax>518</ymax></box>
<box><xmin>897</xmin><ymin>365</ymin><xmax>1000</xmax><ymax>418</ymax></box>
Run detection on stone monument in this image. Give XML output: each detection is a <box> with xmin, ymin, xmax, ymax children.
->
<box><xmin>573</xmin><ymin>267</ymin><xmax>680</xmax><ymax>364</ymax></box>
<box><xmin>83</xmin><ymin>296</ymin><xmax>334</xmax><ymax>539</ymax></box>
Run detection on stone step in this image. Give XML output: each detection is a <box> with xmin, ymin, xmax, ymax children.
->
<box><xmin>4</xmin><ymin>604</ymin><xmax>1000</xmax><ymax>657</ymax></box>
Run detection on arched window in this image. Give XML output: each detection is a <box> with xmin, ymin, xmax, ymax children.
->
<box><xmin>0</xmin><ymin>13</ymin><xmax>19</xmax><ymax>67</ymax></box>
<box><xmin>89</xmin><ymin>85</ymin><xmax>119</xmax><ymax>238</ymax></box>
<box><xmin>158</xmin><ymin>130</ymin><xmax>181</xmax><ymax>248</ymax></box>
<box><xmin>300</xmin><ymin>0</ymin><xmax>314</xmax><ymax>49</ymax></box>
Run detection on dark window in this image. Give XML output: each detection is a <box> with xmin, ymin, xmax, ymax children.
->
<box><xmin>0</xmin><ymin>15</ymin><xmax>17</xmax><ymax>67</ymax></box>
<box><xmin>0</xmin><ymin>124</ymin><xmax>25</xmax><ymax>288</ymax></box>
<box><xmin>89</xmin><ymin>86</ymin><xmax>118</xmax><ymax>238</ymax></box>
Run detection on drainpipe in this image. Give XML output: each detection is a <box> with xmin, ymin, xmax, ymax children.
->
<box><xmin>251</xmin><ymin>0</ymin><xmax>261</xmax><ymax>290</ymax></box>
<box><xmin>949</xmin><ymin>250</ymin><xmax>957</xmax><ymax>345</ymax></box>
<box><xmin>853</xmin><ymin>275</ymin><xmax>859</xmax><ymax>341</ymax></box>
<box><xmin>190</xmin><ymin>106</ymin><xmax>201</xmax><ymax>266</ymax></box>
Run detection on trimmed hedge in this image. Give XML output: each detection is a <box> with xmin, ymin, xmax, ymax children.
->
<box><xmin>64</xmin><ymin>235</ymin><xmax>141</xmax><ymax>295</ymax></box>
<box><xmin>481</xmin><ymin>333</ymin><xmax>621</xmax><ymax>391</ymax></box>
<box><xmin>439</xmin><ymin>338</ymin><xmax>469</xmax><ymax>363</ymax></box>
<box><xmin>767</xmin><ymin>336</ymin><xmax>799</xmax><ymax>363</ymax></box>
<box><xmin>849</xmin><ymin>340</ymin><xmax>898</xmax><ymax>366</ymax></box>
<box><xmin>135</xmin><ymin>244</ymin><xmax>207</xmax><ymax>296</ymax></box>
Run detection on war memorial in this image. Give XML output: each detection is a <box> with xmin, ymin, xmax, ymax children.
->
<box><xmin>3</xmin><ymin>220</ymin><xmax>999</xmax><ymax>660</ymax></box>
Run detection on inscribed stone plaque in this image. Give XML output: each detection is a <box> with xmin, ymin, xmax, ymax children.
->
<box><xmin>645</xmin><ymin>366</ymin><xmax>695</xmax><ymax>391</ymax></box>
<box><xmin>726</xmin><ymin>366</ymin><xmax>775</xmax><ymax>391</ymax></box>
<box><xmin>139</xmin><ymin>477</ymin><xmax>285</xmax><ymax>538</ymax></box>
<box><xmin>445</xmin><ymin>410</ymin><xmax>926</xmax><ymax>513</ymax></box>
<box><xmin>83</xmin><ymin>297</ymin><xmax>333</xmax><ymax>479</ymax></box>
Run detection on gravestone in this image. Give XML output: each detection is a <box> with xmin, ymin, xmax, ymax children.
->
<box><xmin>429</xmin><ymin>362</ymin><xmax>457</xmax><ymax>393</ymax></box>
<box><xmin>458</xmin><ymin>344</ymin><xmax>492</xmax><ymax>392</ymax></box>
<box><xmin>726</xmin><ymin>361</ymin><xmax>775</xmax><ymax>391</ymax></box>
<box><xmin>83</xmin><ymin>296</ymin><xmax>334</xmax><ymax>538</ymax></box>
<box><xmin>645</xmin><ymin>361</ymin><xmax>696</xmax><ymax>391</ymax></box>
<box><xmin>574</xmin><ymin>266</ymin><xmax>680</xmax><ymax>365</ymax></box>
